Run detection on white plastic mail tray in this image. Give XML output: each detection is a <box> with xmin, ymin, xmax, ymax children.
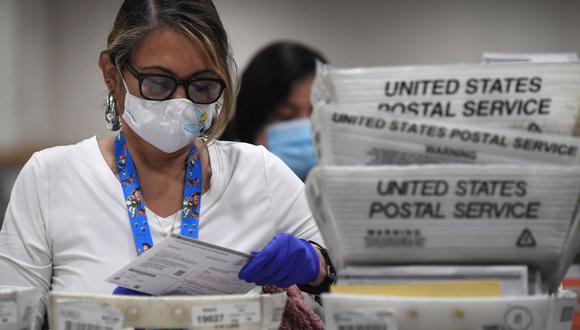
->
<box><xmin>323</xmin><ymin>291</ymin><xmax>576</xmax><ymax>330</ymax></box>
<box><xmin>48</xmin><ymin>291</ymin><xmax>287</xmax><ymax>330</ymax></box>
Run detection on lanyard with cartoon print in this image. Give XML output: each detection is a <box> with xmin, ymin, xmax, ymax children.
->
<box><xmin>114</xmin><ymin>131</ymin><xmax>202</xmax><ymax>256</ymax></box>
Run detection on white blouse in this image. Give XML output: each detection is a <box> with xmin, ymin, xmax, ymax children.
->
<box><xmin>0</xmin><ymin>136</ymin><xmax>323</xmax><ymax>328</ymax></box>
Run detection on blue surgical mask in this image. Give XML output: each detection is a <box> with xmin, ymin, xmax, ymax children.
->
<box><xmin>266</xmin><ymin>118</ymin><xmax>317</xmax><ymax>181</ymax></box>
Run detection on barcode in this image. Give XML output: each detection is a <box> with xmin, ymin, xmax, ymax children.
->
<box><xmin>128</xmin><ymin>268</ymin><xmax>156</xmax><ymax>278</ymax></box>
<box><xmin>338</xmin><ymin>325</ymin><xmax>388</xmax><ymax>330</ymax></box>
<box><xmin>64</xmin><ymin>321</ymin><xmax>113</xmax><ymax>330</ymax></box>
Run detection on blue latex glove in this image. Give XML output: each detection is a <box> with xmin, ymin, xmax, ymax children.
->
<box><xmin>239</xmin><ymin>232</ymin><xmax>320</xmax><ymax>288</ymax></box>
<box><xmin>112</xmin><ymin>286</ymin><xmax>150</xmax><ymax>296</ymax></box>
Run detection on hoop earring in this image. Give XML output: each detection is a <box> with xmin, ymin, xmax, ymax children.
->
<box><xmin>105</xmin><ymin>91</ymin><xmax>121</xmax><ymax>131</ymax></box>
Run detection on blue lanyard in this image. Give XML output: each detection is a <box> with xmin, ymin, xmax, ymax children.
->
<box><xmin>114</xmin><ymin>132</ymin><xmax>202</xmax><ymax>256</ymax></box>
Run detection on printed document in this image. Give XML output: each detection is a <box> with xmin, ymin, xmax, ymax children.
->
<box><xmin>107</xmin><ymin>234</ymin><xmax>255</xmax><ymax>296</ymax></box>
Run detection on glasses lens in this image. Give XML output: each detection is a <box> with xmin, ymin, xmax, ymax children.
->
<box><xmin>188</xmin><ymin>80</ymin><xmax>223</xmax><ymax>104</ymax></box>
<box><xmin>141</xmin><ymin>76</ymin><xmax>175</xmax><ymax>100</ymax></box>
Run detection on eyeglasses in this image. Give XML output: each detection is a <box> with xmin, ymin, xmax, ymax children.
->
<box><xmin>124</xmin><ymin>63</ymin><xmax>225</xmax><ymax>104</ymax></box>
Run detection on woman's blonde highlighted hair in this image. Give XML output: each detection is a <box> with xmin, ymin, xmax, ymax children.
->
<box><xmin>103</xmin><ymin>0</ymin><xmax>236</xmax><ymax>140</ymax></box>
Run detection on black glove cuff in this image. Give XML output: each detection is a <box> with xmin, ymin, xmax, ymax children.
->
<box><xmin>297</xmin><ymin>240</ymin><xmax>336</xmax><ymax>295</ymax></box>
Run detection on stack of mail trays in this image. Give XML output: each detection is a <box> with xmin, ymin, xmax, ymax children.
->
<box><xmin>306</xmin><ymin>62</ymin><xmax>580</xmax><ymax>330</ymax></box>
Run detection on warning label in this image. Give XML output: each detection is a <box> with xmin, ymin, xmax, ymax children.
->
<box><xmin>364</xmin><ymin>228</ymin><xmax>426</xmax><ymax>248</ymax></box>
<box><xmin>528</xmin><ymin>122</ymin><xmax>542</xmax><ymax>133</ymax></box>
<box><xmin>516</xmin><ymin>228</ymin><xmax>537</xmax><ymax>248</ymax></box>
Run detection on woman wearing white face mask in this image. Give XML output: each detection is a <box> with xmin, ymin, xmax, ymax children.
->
<box><xmin>0</xmin><ymin>1</ymin><xmax>334</xmax><ymax>328</ymax></box>
<box><xmin>223</xmin><ymin>42</ymin><xmax>328</xmax><ymax>181</ymax></box>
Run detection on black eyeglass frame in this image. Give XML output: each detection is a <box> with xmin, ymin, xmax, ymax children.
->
<box><xmin>124</xmin><ymin>63</ymin><xmax>226</xmax><ymax>104</ymax></box>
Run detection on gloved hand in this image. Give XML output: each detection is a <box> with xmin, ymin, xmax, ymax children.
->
<box><xmin>112</xmin><ymin>286</ymin><xmax>150</xmax><ymax>296</ymax></box>
<box><xmin>239</xmin><ymin>232</ymin><xmax>320</xmax><ymax>288</ymax></box>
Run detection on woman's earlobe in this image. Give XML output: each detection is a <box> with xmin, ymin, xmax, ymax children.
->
<box><xmin>99</xmin><ymin>52</ymin><xmax>120</xmax><ymax>89</ymax></box>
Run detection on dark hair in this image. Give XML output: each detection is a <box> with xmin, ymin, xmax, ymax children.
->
<box><xmin>103</xmin><ymin>0</ymin><xmax>236</xmax><ymax>140</ymax></box>
<box><xmin>224</xmin><ymin>41</ymin><xmax>327</xmax><ymax>143</ymax></box>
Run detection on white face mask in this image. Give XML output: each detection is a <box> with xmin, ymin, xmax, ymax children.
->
<box><xmin>122</xmin><ymin>92</ymin><xmax>215</xmax><ymax>153</ymax></box>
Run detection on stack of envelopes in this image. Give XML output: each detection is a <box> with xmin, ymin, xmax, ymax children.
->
<box><xmin>306</xmin><ymin>62</ymin><xmax>580</xmax><ymax>330</ymax></box>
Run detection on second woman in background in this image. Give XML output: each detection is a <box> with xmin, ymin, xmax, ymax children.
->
<box><xmin>224</xmin><ymin>41</ymin><xmax>327</xmax><ymax>180</ymax></box>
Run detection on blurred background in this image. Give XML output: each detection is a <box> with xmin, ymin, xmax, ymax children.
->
<box><xmin>0</xmin><ymin>0</ymin><xmax>579</xmax><ymax>226</ymax></box>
